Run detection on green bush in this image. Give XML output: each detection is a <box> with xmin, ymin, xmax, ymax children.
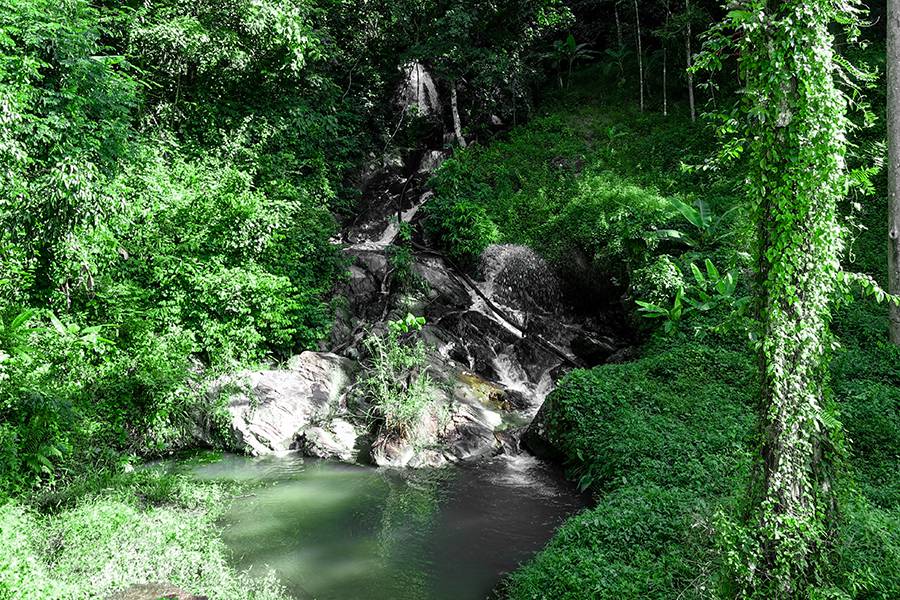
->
<box><xmin>539</xmin><ymin>172</ymin><xmax>675</xmax><ymax>284</ymax></box>
<box><xmin>424</xmin><ymin>198</ymin><xmax>500</xmax><ymax>265</ymax></box>
<box><xmin>359</xmin><ymin>315</ymin><xmax>434</xmax><ymax>441</ymax></box>
<box><xmin>507</xmin><ymin>340</ymin><xmax>755</xmax><ymax>599</ymax></box>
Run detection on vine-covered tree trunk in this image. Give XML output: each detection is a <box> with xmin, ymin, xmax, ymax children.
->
<box><xmin>736</xmin><ymin>0</ymin><xmax>848</xmax><ymax>594</ymax></box>
<box><xmin>633</xmin><ymin>0</ymin><xmax>644</xmax><ymax>112</ymax></box>
<box><xmin>685</xmin><ymin>0</ymin><xmax>695</xmax><ymax>121</ymax></box>
<box><xmin>889</xmin><ymin>0</ymin><xmax>900</xmax><ymax>344</ymax></box>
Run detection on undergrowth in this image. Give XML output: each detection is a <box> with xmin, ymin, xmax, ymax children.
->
<box><xmin>0</xmin><ymin>468</ymin><xmax>288</xmax><ymax>600</ymax></box>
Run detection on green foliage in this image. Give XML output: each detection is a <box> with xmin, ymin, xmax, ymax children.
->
<box><xmin>424</xmin><ymin>197</ymin><xmax>500</xmax><ymax>265</ymax></box>
<box><xmin>425</xmin><ymin>81</ymin><xmax>741</xmax><ymax>294</ymax></box>
<box><xmin>402</xmin><ymin>0</ymin><xmax>573</xmax><ymax>125</ymax></box>
<box><xmin>544</xmin><ymin>33</ymin><xmax>596</xmax><ymax>89</ymax></box>
<box><xmin>359</xmin><ymin>315</ymin><xmax>433</xmax><ymax>441</ymax></box>
<box><xmin>648</xmin><ymin>198</ymin><xmax>741</xmax><ymax>250</ymax></box>
<box><xmin>0</xmin><ymin>471</ymin><xmax>288</xmax><ymax>600</ymax></box>
<box><xmin>92</xmin><ymin>147</ymin><xmax>340</xmax><ymax>366</ymax></box>
<box><xmin>506</xmin><ymin>340</ymin><xmax>756</xmax><ymax>599</ymax></box>
<box><xmin>0</xmin><ymin>0</ymin><xmax>139</xmax><ymax>295</ymax></box>
<box><xmin>636</xmin><ymin>258</ymin><xmax>747</xmax><ymax>335</ymax></box>
<box><xmin>630</xmin><ymin>254</ymin><xmax>685</xmax><ymax>305</ymax></box>
<box><xmin>695</xmin><ymin>0</ymin><xmax>864</xmax><ymax>593</ymax></box>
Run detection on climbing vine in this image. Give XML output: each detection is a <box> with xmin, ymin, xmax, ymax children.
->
<box><xmin>697</xmin><ymin>0</ymin><xmax>863</xmax><ymax>595</ymax></box>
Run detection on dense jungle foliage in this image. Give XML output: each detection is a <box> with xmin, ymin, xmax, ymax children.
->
<box><xmin>1</xmin><ymin>0</ymin><xmax>898</xmax><ymax>598</ymax></box>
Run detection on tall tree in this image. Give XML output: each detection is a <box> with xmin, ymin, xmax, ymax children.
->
<box><xmin>614</xmin><ymin>0</ymin><xmax>623</xmax><ymax>49</ymax></box>
<box><xmin>684</xmin><ymin>0</ymin><xmax>696</xmax><ymax>121</ymax></box>
<box><xmin>662</xmin><ymin>0</ymin><xmax>671</xmax><ymax>116</ymax></box>
<box><xmin>700</xmin><ymin>0</ymin><xmax>854</xmax><ymax>594</ymax></box>
<box><xmin>633</xmin><ymin>0</ymin><xmax>644</xmax><ymax>111</ymax></box>
<box><xmin>889</xmin><ymin>0</ymin><xmax>900</xmax><ymax>344</ymax></box>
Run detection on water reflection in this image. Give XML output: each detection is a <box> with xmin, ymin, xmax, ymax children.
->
<box><xmin>182</xmin><ymin>453</ymin><xmax>585</xmax><ymax>600</ymax></box>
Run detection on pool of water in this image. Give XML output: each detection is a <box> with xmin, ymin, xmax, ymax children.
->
<box><xmin>182</xmin><ymin>452</ymin><xmax>587</xmax><ymax>600</ymax></box>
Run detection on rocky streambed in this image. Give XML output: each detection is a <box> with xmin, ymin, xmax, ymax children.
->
<box><xmin>180</xmin><ymin>70</ymin><xmax>633</xmax><ymax>599</ymax></box>
<box><xmin>200</xmin><ymin>137</ymin><xmax>627</xmax><ymax>469</ymax></box>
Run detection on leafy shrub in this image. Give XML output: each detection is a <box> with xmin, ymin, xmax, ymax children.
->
<box><xmin>72</xmin><ymin>147</ymin><xmax>340</xmax><ymax>367</ymax></box>
<box><xmin>424</xmin><ymin>198</ymin><xmax>500</xmax><ymax>265</ymax></box>
<box><xmin>538</xmin><ymin>172</ymin><xmax>675</xmax><ymax>284</ymax></box>
<box><xmin>630</xmin><ymin>254</ymin><xmax>685</xmax><ymax>305</ymax></box>
<box><xmin>507</xmin><ymin>340</ymin><xmax>756</xmax><ymax>599</ymax></box>
<box><xmin>359</xmin><ymin>314</ymin><xmax>434</xmax><ymax>440</ymax></box>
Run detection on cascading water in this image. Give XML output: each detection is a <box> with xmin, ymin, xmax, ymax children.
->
<box><xmin>171</xmin><ymin>146</ymin><xmax>625</xmax><ymax>600</ymax></box>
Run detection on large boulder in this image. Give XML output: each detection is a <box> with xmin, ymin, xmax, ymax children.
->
<box><xmin>521</xmin><ymin>395</ymin><xmax>564</xmax><ymax>462</ymax></box>
<box><xmin>369</xmin><ymin>371</ymin><xmax>506</xmax><ymax>468</ymax></box>
<box><xmin>207</xmin><ymin>352</ymin><xmax>357</xmax><ymax>455</ymax></box>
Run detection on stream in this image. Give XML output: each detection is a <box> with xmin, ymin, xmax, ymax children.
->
<box><xmin>182</xmin><ymin>123</ymin><xmax>625</xmax><ymax>598</ymax></box>
<box><xmin>177</xmin><ymin>452</ymin><xmax>587</xmax><ymax>600</ymax></box>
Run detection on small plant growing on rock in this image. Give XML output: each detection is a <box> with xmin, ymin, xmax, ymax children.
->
<box><xmin>360</xmin><ymin>314</ymin><xmax>433</xmax><ymax>442</ymax></box>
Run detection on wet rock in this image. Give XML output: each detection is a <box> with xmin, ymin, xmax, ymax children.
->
<box><xmin>297</xmin><ymin>418</ymin><xmax>362</xmax><ymax>462</ymax></box>
<box><xmin>496</xmin><ymin>425</ymin><xmax>528</xmax><ymax>455</ymax></box>
<box><xmin>397</xmin><ymin>61</ymin><xmax>441</xmax><ymax>118</ymax></box>
<box><xmin>412</xmin><ymin>257</ymin><xmax>470</xmax><ymax>312</ymax></box>
<box><xmin>371</xmin><ymin>437</ymin><xmax>418</xmax><ymax>468</ymax></box>
<box><xmin>479</xmin><ymin>244</ymin><xmax>561</xmax><ymax>314</ymax></box>
<box><xmin>107</xmin><ymin>584</ymin><xmax>207</xmax><ymax>600</ymax></box>
<box><xmin>606</xmin><ymin>345</ymin><xmax>639</xmax><ymax>364</ymax></box>
<box><xmin>206</xmin><ymin>352</ymin><xmax>357</xmax><ymax>455</ymax></box>
<box><xmin>417</xmin><ymin>150</ymin><xmax>447</xmax><ymax>174</ymax></box>
<box><xmin>522</xmin><ymin>397</ymin><xmax>564</xmax><ymax>462</ymax></box>
<box><xmin>444</xmin><ymin>402</ymin><xmax>502</xmax><ymax>461</ymax></box>
<box><xmin>570</xmin><ymin>332</ymin><xmax>619</xmax><ymax>365</ymax></box>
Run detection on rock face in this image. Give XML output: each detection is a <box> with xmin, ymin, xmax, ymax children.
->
<box><xmin>479</xmin><ymin>244</ymin><xmax>561</xmax><ymax>314</ymax></box>
<box><xmin>208</xmin><ymin>352</ymin><xmax>357</xmax><ymax>456</ymax></box>
<box><xmin>297</xmin><ymin>418</ymin><xmax>360</xmax><ymax>462</ymax></box>
<box><xmin>107</xmin><ymin>583</ymin><xmax>206</xmax><ymax>600</ymax></box>
<box><xmin>206</xmin><ymin>348</ymin><xmax>524</xmax><ymax>468</ymax></box>
<box><xmin>369</xmin><ymin>378</ymin><xmax>506</xmax><ymax>468</ymax></box>
<box><xmin>209</xmin><ymin>152</ymin><xmax>627</xmax><ymax>470</ymax></box>
<box><xmin>397</xmin><ymin>61</ymin><xmax>441</xmax><ymax>118</ymax></box>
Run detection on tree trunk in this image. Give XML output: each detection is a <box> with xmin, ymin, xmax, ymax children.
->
<box><xmin>633</xmin><ymin>0</ymin><xmax>644</xmax><ymax>112</ymax></box>
<box><xmin>615</xmin><ymin>2</ymin><xmax>623</xmax><ymax>49</ymax></box>
<box><xmin>889</xmin><ymin>0</ymin><xmax>900</xmax><ymax>344</ymax></box>
<box><xmin>685</xmin><ymin>0</ymin><xmax>696</xmax><ymax>121</ymax></box>
<box><xmin>740</xmin><ymin>2</ymin><xmax>847</xmax><ymax>594</ymax></box>
<box><xmin>450</xmin><ymin>81</ymin><xmax>466</xmax><ymax>148</ymax></box>
<box><xmin>663</xmin><ymin>1</ymin><xmax>670</xmax><ymax>116</ymax></box>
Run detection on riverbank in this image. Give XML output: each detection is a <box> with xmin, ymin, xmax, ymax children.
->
<box><xmin>0</xmin><ymin>462</ymin><xmax>289</xmax><ymax>600</ymax></box>
<box><xmin>423</xmin><ymin>75</ymin><xmax>899</xmax><ymax>598</ymax></box>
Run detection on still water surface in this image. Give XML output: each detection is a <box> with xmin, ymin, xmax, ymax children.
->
<box><xmin>184</xmin><ymin>453</ymin><xmax>587</xmax><ymax>600</ymax></box>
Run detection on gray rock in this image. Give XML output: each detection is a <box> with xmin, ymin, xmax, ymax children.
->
<box><xmin>417</xmin><ymin>150</ymin><xmax>447</xmax><ymax>174</ymax></box>
<box><xmin>397</xmin><ymin>61</ymin><xmax>441</xmax><ymax>118</ymax></box>
<box><xmin>297</xmin><ymin>418</ymin><xmax>362</xmax><ymax>462</ymax></box>
<box><xmin>522</xmin><ymin>397</ymin><xmax>563</xmax><ymax>462</ymax></box>
<box><xmin>207</xmin><ymin>352</ymin><xmax>356</xmax><ymax>455</ymax></box>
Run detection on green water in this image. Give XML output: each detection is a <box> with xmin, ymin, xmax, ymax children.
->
<box><xmin>184</xmin><ymin>453</ymin><xmax>587</xmax><ymax>600</ymax></box>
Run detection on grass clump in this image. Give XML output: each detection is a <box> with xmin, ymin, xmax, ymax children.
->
<box><xmin>359</xmin><ymin>314</ymin><xmax>435</xmax><ymax>442</ymax></box>
<box><xmin>0</xmin><ymin>470</ymin><xmax>288</xmax><ymax>600</ymax></box>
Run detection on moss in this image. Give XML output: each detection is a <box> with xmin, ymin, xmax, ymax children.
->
<box><xmin>507</xmin><ymin>340</ymin><xmax>755</xmax><ymax>599</ymax></box>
